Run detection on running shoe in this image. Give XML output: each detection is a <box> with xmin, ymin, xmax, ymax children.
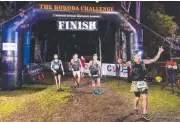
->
<box><xmin>77</xmin><ymin>83</ymin><xmax>80</xmax><ymax>88</ymax></box>
<box><xmin>134</xmin><ymin>109</ymin><xmax>139</xmax><ymax>116</ymax></box>
<box><xmin>57</xmin><ymin>89</ymin><xmax>59</xmax><ymax>92</ymax></box>
<box><xmin>142</xmin><ymin>114</ymin><xmax>151</xmax><ymax>120</ymax></box>
<box><xmin>74</xmin><ymin>85</ymin><xmax>78</xmax><ymax>89</ymax></box>
<box><xmin>59</xmin><ymin>87</ymin><xmax>64</xmax><ymax>92</ymax></box>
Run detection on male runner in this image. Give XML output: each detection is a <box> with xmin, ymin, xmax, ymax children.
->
<box><xmin>70</xmin><ymin>54</ymin><xmax>82</xmax><ymax>88</ymax></box>
<box><xmin>118</xmin><ymin>47</ymin><xmax>164</xmax><ymax>120</ymax></box>
<box><xmin>51</xmin><ymin>54</ymin><xmax>65</xmax><ymax>92</ymax></box>
<box><xmin>88</xmin><ymin>54</ymin><xmax>102</xmax><ymax>95</ymax></box>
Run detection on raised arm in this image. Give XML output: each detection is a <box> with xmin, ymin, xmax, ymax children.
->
<box><xmin>143</xmin><ymin>46</ymin><xmax>164</xmax><ymax>64</ymax></box>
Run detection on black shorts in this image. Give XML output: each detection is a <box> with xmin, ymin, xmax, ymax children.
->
<box><xmin>91</xmin><ymin>74</ymin><xmax>100</xmax><ymax>81</ymax></box>
<box><xmin>92</xmin><ymin>77</ymin><xmax>100</xmax><ymax>81</ymax></box>
<box><xmin>134</xmin><ymin>89</ymin><xmax>148</xmax><ymax>97</ymax></box>
<box><xmin>53</xmin><ymin>70</ymin><xmax>62</xmax><ymax>76</ymax></box>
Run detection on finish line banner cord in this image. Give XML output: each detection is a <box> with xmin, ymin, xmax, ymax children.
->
<box><xmin>119</xmin><ymin>9</ymin><xmax>180</xmax><ymax>51</ymax></box>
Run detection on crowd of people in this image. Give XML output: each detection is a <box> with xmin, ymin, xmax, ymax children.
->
<box><xmin>50</xmin><ymin>46</ymin><xmax>164</xmax><ymax>120</ymax></box>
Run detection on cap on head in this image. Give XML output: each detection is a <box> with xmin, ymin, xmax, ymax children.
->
<box><xmin>73</xmin><ymin>53</ymin><xmax>78</xmax><ymax>58</ymax></box>
<box><xmin>54</xmin><ymin>54</ymin><xmax>58</xmax><ymax>59</ymax></box>
<box><xmin>93</xmin><ymin>54</ymin><xmax>98</xmax><ymax>56</ymax></box>
<box><xmin>93</xmin><ymin>54</ymin><xmax>98</xmax><ymax>60</ymax></box>
<box><xmin>133</xmin><ymin>50</ymin><xmax>142</xmax><ymax>56</ymax></box>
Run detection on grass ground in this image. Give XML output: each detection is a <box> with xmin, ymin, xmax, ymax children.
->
<box><xmin>105</xmin><ymin>80</ymin><xmax>180</xmax><ymax>118</ymax></box>
<box><xmin>0</xmin><ymin>77</ymin><xmax>180</xmax><ymax>122</ymax></box>
<box><xmin>0</xmin><ymin>83</ymin><xmax>72</xmax><ymax>121</ymax></box>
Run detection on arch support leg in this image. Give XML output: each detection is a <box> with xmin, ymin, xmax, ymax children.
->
<box><xmin>1</xmin><ymin>30</ymin><xmax>23</xmax><ymax>90</ymax></box>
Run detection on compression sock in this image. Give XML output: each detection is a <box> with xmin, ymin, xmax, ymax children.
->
<box><xmin>92</xmin><ymin>88</ymin><xmax>97</xmax><ymax>94</ymax></box>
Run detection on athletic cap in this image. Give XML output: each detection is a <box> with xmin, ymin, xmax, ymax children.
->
<box><xmin>133</xmin><ymin>50</ymin><xmax>142</xmax><ymax>56</ymax></box>
<box><xmin>93</xmin><ymin>54</ymin><xmax>98</xmax><ymax>56</ymax></box>
<box><xmin>54</xmin><ymin>54</ymin><xmax>58</xmax><ymax>59</ymax></box>
<box><xmin>73</xmin><ymin>53</ymin><xmax>78</xmax><ymax>58</ymax></box>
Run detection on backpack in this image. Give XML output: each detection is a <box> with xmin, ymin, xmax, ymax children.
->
<box><xmin>90</xmin><ymin>60</ymin><xmax>99</xmax><ymax>75</ymax></box>
<box><xmin>52</xmin><ymin>60</ymin><xmax>61</xmax><ymax>70</ymax></box>
<box><xmin>129</xmin><ymin>60</ymin><xmax>147</xmax><ymax>76</ymax></box>
<box><xmin>71</xmin><ymin>59</ymin><xmax>80</xmax><ymax>71</ymax></box>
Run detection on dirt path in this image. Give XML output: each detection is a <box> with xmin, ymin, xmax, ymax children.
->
<box><xmin>2</xmin><ymin>77</ymin><xmax>179</xmax><ymax>122</ymax></box>
<box><xmin>50</xmin><ymin>78</ymin><xmax>143</xmax><ymax>122</ymax></box>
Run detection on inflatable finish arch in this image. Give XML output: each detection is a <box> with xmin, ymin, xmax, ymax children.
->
<box><xmin>1</xmin><ymin>3</ymin><xmax>143</xmax><ymax>89</ymax></box>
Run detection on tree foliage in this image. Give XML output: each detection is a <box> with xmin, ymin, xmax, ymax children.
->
<box><xmin>147</xmin><ymin>11</ymin><xmax>178</xmax><ymax>37</ymax></box>
<box><xmin>142</xmin><ymin>2</ymin><xmax>179</xmax><ymax>60</ymax></box>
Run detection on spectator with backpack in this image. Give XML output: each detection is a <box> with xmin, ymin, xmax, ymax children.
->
<box><xmin>70</xmin><ymin>53</ymin><xmax>82</xmax><ymax>88</ymax></box>
<box><xmin>51</xmin><ymin>54</ymin><xmax>65</xmax><ymax>92</ymax></box>
<box><xmin>118</xmin><ymin>47</ymin><xmax>164</xmax><ymax>120</ymax></box>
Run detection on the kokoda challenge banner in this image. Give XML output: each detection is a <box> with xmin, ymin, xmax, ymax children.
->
<box><xmin>39</xmin><ymin>4</ymin><xmax>114</xmax><ymax>11</ymax></box>
<box><xmin>39</xmin><ymin>4</ymin><xmax>114</xmax><ymax>31</ymax></box>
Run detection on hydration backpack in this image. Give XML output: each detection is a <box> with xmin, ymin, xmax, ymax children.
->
<box><xmin>71</xmin><ymin>59</ymin><xmax>80</xmax><ymax>71</ymax></box>
<box><xmin>52</xmin><ymin>60</ymin><xmax>61</xmax><ymax>70</ymax></box>
<box><xmin>90</xmin><ymin>60</ymin><xmax>99</xmax><ymax>75</ymax></box>
<box><xmin>129</xmin><ymin>60</ymin><xmax>147</xmax><ymax>76</ymax></box>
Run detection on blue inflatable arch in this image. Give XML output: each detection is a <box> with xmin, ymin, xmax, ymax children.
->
<box><xmin>1</xmin><ymin>2</ymin><xmax>142</xmax><ymax>89</ymax></box>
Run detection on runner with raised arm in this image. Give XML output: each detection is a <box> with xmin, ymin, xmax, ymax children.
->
<box><xmin>118</xmin><ymin>47</ymin><xmax>164</xmax><ymax>120</ymax></box>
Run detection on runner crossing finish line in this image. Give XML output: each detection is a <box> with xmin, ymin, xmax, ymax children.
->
<box><xmin>70</xmin><ymin>54</ymin><xmax>82</xmax><ymax>88</ymax></box>
<box><xmin>88</xmin><ymin>54</ymin><xmax>102</xmax><ymax>95</ymax></box>
<box><xmin>119</xmin><ymin>47</ymin><xmax>164</xmax><ymax>120</ymax></box>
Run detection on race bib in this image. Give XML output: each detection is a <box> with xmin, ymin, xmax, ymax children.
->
<box><xmin>92</xmin><ymin>75</ymin><xmax>99</xmax><ymax>78</ymax></box>
<box><xmin>173</xmin><ymin>66</ymin><xmax>177</xmax><ymax>69</ymax></box>
<box><xmin>137</xmin><ymin>81</ymin><xmax>147</xmax><ymax>89</ymax></box>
